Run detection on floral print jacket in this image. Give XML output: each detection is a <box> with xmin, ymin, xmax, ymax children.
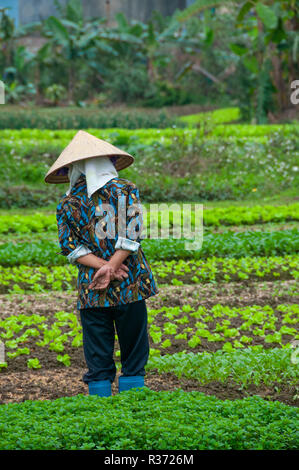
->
<box><xmin>56</xmin><ymin>173</ymin><xmax>159</xmax><ymax>310</ymax></box>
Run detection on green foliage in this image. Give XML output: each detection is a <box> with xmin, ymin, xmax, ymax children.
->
<box><xmin>1</xmin><ymin>299</ymin><xmax>297</xmax><ymax>368</ymax></box>
<box><xmin>56</xmin><ymin>354</ymin><xmax>71</xmax><ymax>366</ymax></box>
<box><xmin>103</xmin><ymin>62</ymin><xmax>150</xmax><ymax>104</ymax></box>
<box><xmin>147</xmin><ymin>346</ymin><xmax>299</xmax><ymax>387</ymax></box>
<box><xmin>0</xmin><ymin>203</ymin><xmax>298</xmax><ymax>234</ymax></box>
<box><xmin>0</xmin><ymin>254</ymin><xmax>297</xmax><ymax>294</ymax></box>
<box><xmin>149</xmin><ymin>302</ymin><xmax>299</xmax><ymax>351</ymax></box>
<box><xmin>178</xmin><ymin>107</ymin><xmax>240</xmax><ymax>125</ymax></box>
<box><xmin>27</xmin><ymin>358</ymin><xmax>41</xmax><ymax>369</ymax></box>
<box><xmin>256</xmin><ymin>58</ymin><xmax>276</xmax><ymax>124</ymax></box>
<box><xmin>255</xmin><ymin>3</ymin><xmax>278</xmax><ymax>30</ymax></box>
<box><xmin>175</xmin><ymin>0</ymin><xmax>223</xmax><ymax>23</ymax></box>
<box><xmin>0</xmin><ymin>107</ymin><xmax>175</xmax><ymax>130</ymax></box>
<box><xmin>0</xmin><ymin>311</ymin><xmax>82</xmax><ymax>367</ymax></box>
<box><xmin>0</xmin><ymin>121</ymin><xmax>297</xmax><ymax>206</ymax></box>
<box><xmin>44</xmin><ymin>84</ymin><xmax>67</xmax><ymax>106</ymax></box>
<box><xmin>0</xmin><ymin>229</ymin><xmax>298</xmax><ymax>268</ymax></box>
<box><xmin>0</xmin><ymin>0</ymin><xmax>298</xmax><ymax>119</ymax></box>
<box><xmin>0</xmin><ymin>389</ymin><xmax>298</xmax><ymax>450</ymax></box>
<box><xmin>143</xmin><ymin>80</ymin><xmax>192</xmax><ymax>107</ymax></box>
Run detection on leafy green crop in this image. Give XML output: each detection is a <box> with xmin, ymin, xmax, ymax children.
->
<box><xmin>147</xmin><ymin>347</ymin><xmax>299</xmax><ymax>388</ymax></box>
<box><xmin>0</xmin><ymin>389</ymin><xmax>298</xmax><ymax>450</ymax></box>
<box><xmin>0</xmin><ymin>311</ymin><xmax>82</xmax><ymax>368</ymax></box>
<box><xmin>2</xmin><ymin>303</ymin><xmax>297</xmax><ymax>369</ymax></box>
<box><xmin>147</xmin><ymin>303</ymin><xmax>299</xmax><ymax>352</ymax></box>
<box><xmin>27</xmin><ymin>358</ymin><xmax>41</xmax><ymax>369</ymax></box>
<box><xmin>0</xmin><ymin>229</ymin><xmax>298</xmax><ymax>268</ymax></box>
<box><xmin>0</xmin><ymin>255</ymin><xmax>297</xmax><ymax>294</ymax></box>
<box><xmin>1</xmin><ymin>203</ymin><xmax>298</xmax><ymax>234</ymax></box>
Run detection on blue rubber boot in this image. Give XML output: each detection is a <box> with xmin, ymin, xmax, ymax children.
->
<box><xmin>118</xmin><ymin>375</ymin><xmax>145</xmax><ymax>393</ymax></box>
<box><xmin>88</xmin><ymin>379</ymin><xmax>111</xmax><ymax>397</ymax></box>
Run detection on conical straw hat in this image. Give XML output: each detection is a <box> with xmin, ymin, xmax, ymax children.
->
<box><xmin>44</xmin><ymin>130</ymin><xmax>134</xmax><ymax>184</ymax></box>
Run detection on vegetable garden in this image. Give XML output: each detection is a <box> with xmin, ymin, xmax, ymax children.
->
<box><xmin>0</xmin><ymin>107</ymin><xmax>298</xmax><ymax>450</ymax></box>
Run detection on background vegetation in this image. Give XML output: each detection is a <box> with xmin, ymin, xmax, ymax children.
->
<box><xmin>0</xmin><ymin>0</ymin><xmax>298</xmax><ymax>123</ymax></box>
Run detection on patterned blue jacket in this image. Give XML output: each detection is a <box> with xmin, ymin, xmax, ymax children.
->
<box><xmin>56</xmin><ymin>173</ymin><xmax>159</xmax><ymax>310</ymax></box>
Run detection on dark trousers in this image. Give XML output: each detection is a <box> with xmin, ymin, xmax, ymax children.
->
<box><xmin>79</xmin><ymin>299</ymin><xmax>149</xmax><ymax>384</ymax></box>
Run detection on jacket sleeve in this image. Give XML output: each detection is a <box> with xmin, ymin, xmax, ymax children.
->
<box><xmin>115</xmin><ymin>183</ymin><xmax>143</xmax><ymax>253</ymax></box>
<box><xmin>56</xmin><ymin>200</ymin><xmax>92</xmax><ymax>265</ymax></box>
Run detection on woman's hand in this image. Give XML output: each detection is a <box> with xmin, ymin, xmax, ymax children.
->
<box><xmin>88</xmin><ymin>264</ymin><xmax>114</xmax><ymax>290</ymax></box>
<box><xmin>88</xmin><ymin>262</ymin><xmax>129</xmax><ymax>290</ymax></box>
<box><xmin>114</xmin><ymin>265</ymin><xmax>130</xmax><ymax>282</ymax></box>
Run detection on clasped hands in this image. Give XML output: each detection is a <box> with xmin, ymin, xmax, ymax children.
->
<box><xmin>88</xmin><ymin>260</ymin><xmax>129</xmax><ymax>291</ymax></box>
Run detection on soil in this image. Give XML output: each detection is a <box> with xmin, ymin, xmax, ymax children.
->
<box><xmin>0</xmin><ymin>368</ymin><xmax>297</xmax><ymax>407</ymax></box>
<box><xmin>0</xmin><ymin>280</ymin><xmax>297</xmax><ymax>319</ymax></box>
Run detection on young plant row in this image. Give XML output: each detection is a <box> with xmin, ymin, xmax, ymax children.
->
<box><xmin>1</xmin><ymin>126</ymin><xmax>298</xmax><ymax>190</ymax></box>
<box><xmin>0</xmin><ymin>107</ymin><xmax>239</xmax><ymax>131</ymax></box>
<box><xmin>0</xmin><ymin>229</ymin><xmax>298</xmax><ymax>267</ymax></box>
<box><xmin>146</xmin><ymin>347</ymin><xmax>299</xmax><ymax>388</ymax></box>
<box><xmin>0</xmin><ymin>311</ymin><xmax>81</xmax><ymax>369</ymax></box>
<box><xmin>0</xmin><ymin>121</ymin><xmax>297</xmax><ymax>142</ymax></box>
<box><xmin>0</xmin><ymin>303</ymin><xmax>298</xmax><ymax>370</ymax></box>
<box><xmin>0</xmin><ymin>255</ymin><xmax>298</xmax><ymax>295</ymax></box>
<box><xmin>177</xmin><ymin>107</ymin><xmax>240</xmax><ymax>126</ymax></box>
<box><xmin>147</xmin><ymin>303</ymin><xmax>299</xmax><ymax>354</ymax></box>
<box><xmin>0</xmin><ymin>107</ymin><xmax>176</xmax><ymax>130</ymax></box>
<box><xmin>1</xmin><ymin>203</ymin><xmax>299</xmax><ymax>234</ymax></box>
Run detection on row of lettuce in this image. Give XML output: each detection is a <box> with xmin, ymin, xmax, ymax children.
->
<box><xmin>0</xmin><ymin>105</ymin><xmax>287</xmax><ymax>130</ymax></box>
<box><xmin>0</xmin><ymin>105</ymin><xmax>242</xmax><ymax>130</ymax></box>
<box><xmin>0</xmin><ymin>303</ymin><xmax>298</xmax><ymax>376</ymax></box>
<box><xmin>0</xmin><ymin>229</ymin><xmax>298</xmax><ymax>268</ymax></box>
<box><xmin>0</xmin><ymin>255</ymin><xmax>298</xmax><ymax>295</ymax></box>
<box><xmin>1</xmin><ymin>203</ymin><xmax>299</xmax><ymax>232</ymax></box>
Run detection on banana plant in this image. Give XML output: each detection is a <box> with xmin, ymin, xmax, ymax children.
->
<box><xmin>232</xmin><ymin>0</ymin><xmax>299</xmax><ymax>123</ymax></box>
<box><xmin>40</xmin><ymin>0</ymin><xmax>144</xmax><ymax>102</ymax></box>
<box><xmin>174</xmin><ymin>0</ymin><xmax>299</xmax><ymax>123</ymax></box>
<box><xmin>110</xmin><ymin>11</ymin><xmax>179</xmax><ymax>83</ymax></box>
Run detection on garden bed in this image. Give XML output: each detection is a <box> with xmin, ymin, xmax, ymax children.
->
<box><xmin>1</xmin><ymin>283</ymin><xmax>298</xmax><ymax>408</ymax></box>
<box><xmin>1</xmin><ymin>367</ymin><xmax>298</xmax><ymax>407</ymax></box>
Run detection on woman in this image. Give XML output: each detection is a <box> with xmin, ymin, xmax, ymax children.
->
<box><xmin>45</xmin><ymin>130</ymin><xmax>159</xmax><ymax>397</ymax></box>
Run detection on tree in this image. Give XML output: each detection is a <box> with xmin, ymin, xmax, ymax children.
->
<box><xmin>173</xmin><ymin>0</ymin><xmax>299</xmax><ymax>122</ymax></box>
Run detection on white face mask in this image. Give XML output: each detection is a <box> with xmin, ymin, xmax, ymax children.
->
<box><xmin>66</xmin><ymin>156</ymin><xmax>118</xmax><ymax>198</ymax></box>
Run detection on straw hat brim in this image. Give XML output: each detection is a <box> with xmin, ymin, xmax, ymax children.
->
<box><xmin>44</xmin><ymin>130</ymin><xmax>134</xmax><ymax>184</ymax></box>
